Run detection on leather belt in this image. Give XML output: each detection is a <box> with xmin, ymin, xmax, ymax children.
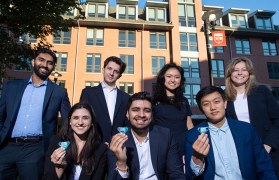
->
<box><xmin>9</xmin><ymin>136</ymin><xmax>42</xmax><ymax>143</ymax></box>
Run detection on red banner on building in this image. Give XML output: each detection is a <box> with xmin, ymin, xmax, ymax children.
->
<box><xmin>212</xmin><ymin>30</ymin><xmax>226</xmax><ymax>47</ymax></box>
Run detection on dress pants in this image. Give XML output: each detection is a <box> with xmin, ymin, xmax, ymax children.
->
<box><xmin>0</xmin><ymin>140</ymin><xmax>45</xmax><ymax>180</ymax></box>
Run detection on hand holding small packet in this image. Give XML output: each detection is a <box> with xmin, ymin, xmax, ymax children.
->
<box><xmin>58</xmin><ymin>141</ymin><xmax>70</xmax><ymax>165</ymax></box>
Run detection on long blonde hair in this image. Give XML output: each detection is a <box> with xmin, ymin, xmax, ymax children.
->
<box><xmin>225</xmin><ymin>57</ymin><xmax>257</xmax><ymax>101</ymax></box>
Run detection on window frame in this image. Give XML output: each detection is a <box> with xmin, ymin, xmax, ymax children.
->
<box><xmin>119</xmin><ymin>30</ymin><xmax>136</xmax><ymax>47</ymax></box>
<box><xmin>86</xmin><ymin>28</ymin><xmax>104</xmax><ymax>46</ymax></box>
<box><xmin>86</xmin><ymin>54</ymin><xmax>101</xmax><ymax>73</ymax></box>
<box><xmin>53</xmin><ymin>30</ymin><xmax>71</xmax><ymax>44</ymax></box>
<box><xmin>235</xmin><ymin>38</ymin><xmax>251</xmax><ymax>54</ymax></box>
<box><xmin>152</xmin><ymin>56</ymin><xmax>165</xmax><ymax>75</ymax></box>
<box><xmin>211</xmin><ymin>59</ymin><xmax>224</xmax><ymax>78</ymax></box>
<box><xmin>120</xmin><ymin>54</ymin><xmax>134</xmax><ymax>74</ymax></box>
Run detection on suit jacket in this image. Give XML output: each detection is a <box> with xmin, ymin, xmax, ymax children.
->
<box><xmin>226</xmin><ymin>85</ymin><xmax>279</xmax><ymax>150</ymax></box>
<box><xmin>0</xmin><ymin>78</ymin><xmax>71</xmax><ymax>150</ymax></box>
<box><xmin>108</xmin><ymin>125</ymin><xmax>185</xmax><ymax>180</ymax></box>
<box><xmin>44</xmin><ymin>135</ymin><xmax>107</xmax><ymax>180</ymax></box>
<box><xmin>80</xmin><ymin>84</ymin><xmax>130</xmax><ymax>143</ymax></box>
<box><xmin>185</xmin><ymin>118</ymin><xmax>277</xmax><ymax>180</ymax></box>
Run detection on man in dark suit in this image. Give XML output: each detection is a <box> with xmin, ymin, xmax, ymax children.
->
<box><xmin>108</xmin><ymin>92</ymin><xmax>185</xmax><ymax>180</ymax></box>
<box><xmin>185</xmin><ymin>86</ymin><xmax>277</xmax><ymax>179</ymax></box>
<box><xmin>0</xmin><ymin>48</ymin><xmax>71</xmax><ymax>180</ymax></box>
<box><xmin>80</xmin><ymin>56</ymin><xmax>129</xmax><ymax>143</ymax></box>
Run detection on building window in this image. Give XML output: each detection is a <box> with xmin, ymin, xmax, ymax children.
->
<box><xmin>262</xmin><ymin>40</ymin><xmax>277</xmax><ymax>56</ymax></box>
<box><xmin>150</xmin><ymin>32</ymin><xmax>166</xmax><ymax>49</ymax></box>
<box><xmin>235</xmin><ymin>38</ymin><xmax>251</xmax><ymax>54</ymax></box>
<box><xmin>152</xmin><ymin>56</ymin><xmax>165</xmax><ymax>75</ymax></box>
<box><xmin>118</xmin><ymin>5</ymin><xmax>136</xmax><ymax>20</ymax></box>
<box><xmin>19</xmin><ymin>33</ymin><xmax>36</xmax><ymax>43</ymax></box>
<box><xmin>148</xmin><ymin>8</ymin><xmax>166</xmax><ymax>22</ymax></box>
<box><xmin>272</xmin><ymin>87</ymin><xmax>279</xmax><ymax>101</ymax></box>
<box><xmin>87</xmin><ymin>3</ymin><xmax>106</xmax><ymax>18</ymax></box>
<box><xmin>256</xmin><ymin>16</ymin><xmax>272</xmax><ymax>30</ymax></box>
<box><xmin>15</xmin><ymin>56</ymin><xmax>32</xmax><ymax>71</ymax></box>
<box><xmin>267</xmin><ymin>62</ymin><xmax>279</xmax><ymax>79</ymax></box>
<box><xmin>184</xmin><ymin>84</ymin><xmax>200</xmax><ymax>106</ymax></box>
<box><xmin>209</xmin><ymin>36</ymin><xmax>223</xmax><ymax>53</ymax></box>
<box><xmin>181</xmin><ymin>57</ymin><xmax>199</xmax><ymax>78</ymax></box>
<box><xmin>231</xmin><ymin>14</ymin><xmax>247</xmax><ymax>28</ymax></box>
<box><xmin>211</xmin><ymin>59</ymin><xmax>224</xmax><ymax>78</ymax></box>
<box><xmin>120</xmin><ymin>55</ymin><xmax>134</xmax><ymax>74</ymax></box>
<box><xmin>56</xmin><ymin>53</ymin><xmax>67</xmax><ymax>72</ymax></box>
<box><xmin>119</xmin><ymin>82</ymin><xmax>134</xmax><ymax>95</ymax></box>
<box><xmin>119</xmin><ymin>30</ymin><xmax>136</xmax><ymax>47</ymax></box>
<box><xmin>56</xmin><ymin>80</ymin><xmax>65</xmax><ymax>88</ymax></box>
<box><xmin>86</xmin><ymin>54</ymin><xmax>101</xmax><ymax>73</ymax></box>
<box><xmin>85</xmin><ymin>81</ymin><xmax>100</xmax><ymax>87</ymax></box>
<box><xmin>53</xmin><ymin>30</ymin><xmax>71</xmax><ymax>44</ymax></box>
<box><xmin>180</xmin><ymin>33</ymin><xmax>197</xmax><ymax>51</ymax></box>
<box><xmin>178</xmin><ymin>4</ymin><xmax>196</xmax><ymax>27</ymax></box>
<box><xmin>86</xmin><ymin>29</ymin><xmax>104</xmax><ymax>46</ymax></box>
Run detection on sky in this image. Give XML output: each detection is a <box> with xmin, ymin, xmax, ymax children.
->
<box><xmin>203</xmin><ymin>0</ymin><xmax>279</xmax><ymax>25</ymax></box>
<box><xmin>109</xmin><ymin>0</ymin><xmax>279</xmax><ymax>25</ymax></box>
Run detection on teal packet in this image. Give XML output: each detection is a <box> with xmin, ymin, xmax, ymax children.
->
<box><xmin>58</xmin><ymin>141</ymin><xmax>70</xmax><ymax>150</ymax></box>
<box><xmin>117</xmin><ymin>127</ymin><xmax>128</xmax><ymax>134</ymax></box>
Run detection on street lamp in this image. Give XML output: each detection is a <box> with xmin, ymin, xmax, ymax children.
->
<box><xmin>51</xmin><ymin>71</ymin><xmax>62</xmax><ymax>84</ymax></box>
<box><xmin>202</xmin><ymin>10</ymin><xmax>223</xmax><ymax>86</ymax></box>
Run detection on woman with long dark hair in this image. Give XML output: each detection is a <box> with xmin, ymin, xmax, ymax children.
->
<box><xmin>44</xmin><ymin>103</ymin><xmax>107</xmax><ymax>180</ymax></box>
<box><xmin>153</xmin><ymin>62</ymin><xmax>193</xmax><ymax>157</ymax></box>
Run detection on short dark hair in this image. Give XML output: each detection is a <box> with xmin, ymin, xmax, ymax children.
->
<box><xmin>34</xmin><ymin>48</ymin><xmax>57</xmax><ymax>63</ymax></box>
<box><xmin>103</xmin><ymin>56</ymin><xmax>126</xmax><ymax>75</ymax></box>
<box><xmin>127</xmin><ymin>91</ymin><xmax>152</xmax><ymax>110</ymax></box>
<box><xmin>196</xmin><ymin>86</ymin><xmax>226</xmax><ymax>112</ymax></box>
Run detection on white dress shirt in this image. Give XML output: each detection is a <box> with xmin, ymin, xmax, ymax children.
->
<box><xmin>101</xmin><ymin>82</ymin><xmax>117</xmax><ymax>124</ymax></box>
<box><xmin>118</xmin><ymin>131</ymin><xmax>158</xmax><ymax>180</ymax></box>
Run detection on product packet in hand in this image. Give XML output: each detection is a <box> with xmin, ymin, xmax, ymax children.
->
<box><xmin>58</xmin><ymin>141</ymin><xmax>70</xmax><ymax>150</ymax></box>
<box><xmin>117</xmin><ymin>127</ymin><xmax>128</xmax><ymax>135</ymax></box>
<box><xmin>197</xmin><ymin>127</ymin><xmax>209</xmax><ymax>134</ymax></box>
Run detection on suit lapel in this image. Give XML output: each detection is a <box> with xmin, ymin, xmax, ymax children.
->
<box><xmin>11</xmin><ymin>79</ymin><xmax>29</xmax><ymax>121</ymax></box>
<box><xmin>95</xmin><ymin>84</ymin><xmax>111</xmax><ymax>122</ymax></box>
<box><xmin>43</xmin><ymin>80</ymin><xmax>54</xmax><ymax>114</ymax></box>
<box><xmin>227</xmin><ymin>119</ymin><xmax>245</xmax><ymax>176</ymax></box>
<box><xmin>113</xmin><ymin>89</ymin><xmax>122</xmax><ymax>120</ymax></box>
<box><xmin>126</xmin><ymin>130</ymin><xmax>140</xmax><ymax>179</ymax></box>
<box><xmin>149</xmin><ymin>126</ymin><xmax>159</xmax><ymax>177</ymax></box>
<box><xmin>247</xmin><ymin>94</ymin><xmax>254</xmax><ymax>125</ymax></box>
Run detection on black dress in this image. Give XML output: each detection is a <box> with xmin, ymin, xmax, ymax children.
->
<box><xmin>153</xmin><ymin>97</ymin><xmax>192</xmax><ymax>156</ymax></box>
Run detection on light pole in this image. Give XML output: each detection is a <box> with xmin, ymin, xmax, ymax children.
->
<box><xmin>202</xmin><ymin>10</ymin><xmax>223</xmax><ymax>86</ymax></box>
<box><xmin>51</xmin><ymin>71</ymin><xmax>62</xmax><ymax>84</ymax></box>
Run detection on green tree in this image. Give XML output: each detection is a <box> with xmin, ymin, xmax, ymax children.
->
<box><xmin>0</xmin><ymin>0</ymin><xmax>82</xmax><ymax>84</ymax></box>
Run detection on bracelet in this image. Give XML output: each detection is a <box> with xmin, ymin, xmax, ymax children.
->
<box><xmin>116</xmin><ymin>161</ymin><xmax>128</xmax><ymax>172</ymax></box>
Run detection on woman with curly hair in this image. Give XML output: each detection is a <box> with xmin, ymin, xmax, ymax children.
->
<box><xmin>44</xmin><ymin>102</ymin><xmax>107</xmax><ymax>180</ymax></box>
<box><xmin>153</xmin><ymin>62</ymin><xmax>193</xmax><ymax>157</ymax></box>
<box><xmin>225</xmin><ymin>56</ymin><xmax>279</xmax><ymax>175</ymax></box>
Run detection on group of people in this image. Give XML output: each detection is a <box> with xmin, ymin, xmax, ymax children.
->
<box><xmin>0</xmin><ymin>48</ymin><xmax>278</xmax><ymax>180</ymax></box>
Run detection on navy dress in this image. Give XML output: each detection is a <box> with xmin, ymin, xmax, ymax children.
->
<box><xmin>153</xmin><ymin>97</ymin><xmax>192</xmax><ymax>156</ymax></box>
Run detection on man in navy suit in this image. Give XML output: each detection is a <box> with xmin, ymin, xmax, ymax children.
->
<box><xmin>108</xmin><ymin>92</ymin><xmax>185</xmax><ymax>180</ymax></box>
<box><xmin>0</xmin><ymin>48</ymin><xmax>71</xmax><ymax>180</ymax></box>
<box><xmin>80</xmin><ymin>56</ymin><xmax>129</xmax><ymax>143</ymax></box>
<box><xmin>185</xmin><ymin>86</ymin><xmax>277</xmax><ymax>179</ymax></box>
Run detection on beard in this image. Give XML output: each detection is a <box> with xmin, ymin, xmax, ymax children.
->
<box><xmin>33</xmin><ymin>64</ymin><xmax>53</xmax><ymax>81</ymax></box>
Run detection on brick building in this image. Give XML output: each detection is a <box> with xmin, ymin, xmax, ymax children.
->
<box><xmin>4</xmin><ymin>0</ymin><xmax>279</xmax><ymax>118</ymax></box>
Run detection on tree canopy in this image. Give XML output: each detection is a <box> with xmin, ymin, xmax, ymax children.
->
<box><xmin>0</xmin><ymin>0</ymin><xmax>82</xmax><ymax>83</ymax></box>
